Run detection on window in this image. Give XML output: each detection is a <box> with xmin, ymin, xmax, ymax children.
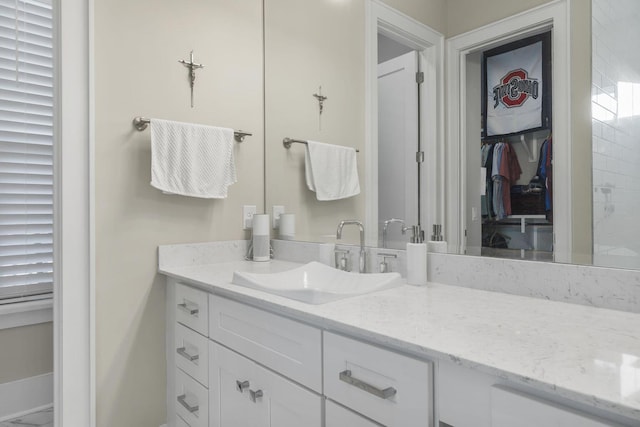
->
<box><xmin>0</xmin><ymin>0</ymin><xmax>53</xmax><ymax>304</ymax></box>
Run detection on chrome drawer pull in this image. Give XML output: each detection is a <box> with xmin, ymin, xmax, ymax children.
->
<box><xmin>250</xmin><ymin>389</ymin><xmax>263</xmax><ymax>402</ymax></box>
<box><xmin>176</xmin><ymin>347</ymin><xmax>199</xmax><ymax>362</ymax></box>
<box><xmin>339</xmin><ymin>370</ymin><xmax>397</xmax><ymax>400</ymax></box>
<box><xmin>177</xmin><ymin>394</ymin><xmax>199</xmax><ymax>413</ymax></box>
<box><xmin>177</xmin><ymin>302</ymin><xmax>199</xmax><ymax>316</ymax></box>
<box><xmin>236</xmin><ymin>380</ymin><xmax>250</xmax><ymax>393</ymax></box>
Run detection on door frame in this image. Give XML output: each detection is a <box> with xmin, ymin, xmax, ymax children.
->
<box><xmin>365</xmin><ymin>0</ymin><xmax>444</xmax><ymax>246</ymax></box>
<box><xmin>54</xmin><ymin>0</ymin><xmax>94</xmax><ymax>425</ymax></box>
<box><xmin>445</xmin><ymin>0</ymin><xmax>571</xmax><ymax>261</ymax></box>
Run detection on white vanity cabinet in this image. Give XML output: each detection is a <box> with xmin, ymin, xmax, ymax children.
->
<box><xmin>166</xmin><ymin>278</ymin><xmax>634</xmax><ymax>427</ymax></box>
<box><xmin>167</xmin><ymin>281</ymin><xmax>435</xmax><ymax>427</ymax></box>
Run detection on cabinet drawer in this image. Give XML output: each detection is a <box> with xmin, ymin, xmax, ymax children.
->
<box><xmin>176</xmin><ymin>283</ymin><xmax>208</xmax><ymax>336</ymax></box>
<box><xmin>175</xmin><ymin>323</ymin><xmax>209</xmax><ymax>387</ymax></box>
<box><xmin>324</xmin><ymin>332</ymin><xmax>433</xmax><ymax>427</ymax></box>
<box><xmin>174</xmin><ymin>368</ymin><xmax>208</xmax><ymax>427</ymax></box>
<box><xmin>491</xmin><ymin>386</ymin><xmax>625</xmax><ymax>427</ymax></box>
<box><xmin>210</xmin><ymin>341</ymin><xmax>322</xmax><ymax>427</ymax></box>
<box><xmin>209</xmin><ymin>295</ymin><xmax>322</xmax><ymax>391</ymax></box>
<box><xmin>326</xmin><ymin>400</ymin><xmax>381</xmax><ymax>427</ymax></box>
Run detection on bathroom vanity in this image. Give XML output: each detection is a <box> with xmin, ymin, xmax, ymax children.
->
<box><xmin>160</xmin><ymin>242</ymin><xmax>640</xmax><ymax>427</ymax></box>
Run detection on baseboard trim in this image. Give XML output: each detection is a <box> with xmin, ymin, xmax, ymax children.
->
<box><xmin>0</xmin><ymin>373</ymin><xmax>53</xmax><ymax>421</ymax></box>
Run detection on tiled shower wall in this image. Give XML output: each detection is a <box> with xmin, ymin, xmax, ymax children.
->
<box><xmin>591</xmin><ymin>0</ymin><xmax>640</xmax><ymax>269</ymax></box>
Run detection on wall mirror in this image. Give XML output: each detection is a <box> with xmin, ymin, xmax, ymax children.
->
<box><xmin>264</xmin><ymin>0</ymin><xmax>442</xmax><ymax>248</ymax></box>
<box><xmin>264</xmin><ymin>0</ymin><xmax>640</xmax><ymax>271</ymax></box>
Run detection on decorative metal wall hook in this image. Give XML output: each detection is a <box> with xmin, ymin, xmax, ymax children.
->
<box><xmin>179</xmin><ymin>50</ymin><xmax>204</xmax><ymax>108</ymax></box>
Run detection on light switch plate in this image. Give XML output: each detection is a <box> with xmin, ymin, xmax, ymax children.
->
<box><xmin>242</xmin><ymin>205</ymin><xmax>256</xmax><ymax>230</ymax></box>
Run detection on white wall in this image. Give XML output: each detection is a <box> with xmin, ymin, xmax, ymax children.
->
<box><xmin>446</xmin><ymin>0</ymin><xmax>553</xmax><ymax>37</ymax></box>
<box><xmin>384</xmin><ymin>0</ymin><xmax>446</xmax><ymax>35</ymax></box>
<box><xmin>592</xmin><ymin>0</ymin><xmax>640</xmax><ymax>268</ymax></box>
<box><xmin>93</xmin><ymin>1</ymin><xmax>264</xmax><ymax>425</ymax></box>
<box><xmin>0</xmin><ymin>323</ymin><xmax>52</xmax><ymax>385</ymax></box>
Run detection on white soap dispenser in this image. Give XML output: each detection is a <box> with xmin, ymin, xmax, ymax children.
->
<box><xmin>406</xmin><ymin>225</ymin><xmax>427</xmax><ymax>286</ymax></box>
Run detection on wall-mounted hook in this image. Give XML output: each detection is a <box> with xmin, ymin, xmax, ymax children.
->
<box><xmin>179</xmin><ymin>50</ymin><xmax>204</xmax><ymax>108</ymax></box>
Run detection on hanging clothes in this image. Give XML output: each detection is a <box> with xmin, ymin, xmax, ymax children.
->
<box><xmin>488</xmin><ymin>142</ymin><xmax>521</xmax><ymax>220</ymax></box>
<box><xmin>481</xmin><ymin>143</ymin><xmax>493</xmax><ymax>217</ymax></box>
<box><xmin>539</xmin><ymin>136</ymin><xmax>553</xmax><ymax>221</ymax></box>
<box><xmin>482</xmin><ymin>143</ymin><xmax>496</xmax><ymax>218</ymax></box>
<box><xmin>491</xmin><ymin>142</ymin><xmax>506</xmax><ymax>219</ymax></box>
<box><xmin>499</xmin><ymin>142</ymin><xmax>522</xmax><ymax>217</ymax></box>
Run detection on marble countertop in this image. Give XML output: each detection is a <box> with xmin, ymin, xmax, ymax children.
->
<box><xmin>160</xmin><ymin>257</ymin><xmax>640</xmax><ymax>422</ymax></box>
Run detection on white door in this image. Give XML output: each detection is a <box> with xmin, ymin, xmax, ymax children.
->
<box><xmin>378</xmin><ymin>51</ymin><xmax>420</xmax><ymax>249</ymax></box>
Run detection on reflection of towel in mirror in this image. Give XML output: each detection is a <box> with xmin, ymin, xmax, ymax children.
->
<box><xmin>150</xmin><ymin>119</ymin><xmax>236</xmax><ymax>198</ymax></box>
<box><xmin>304</xmin><ymin>141</ymin><xmax>360</xmax><ymax>201</ymax></box>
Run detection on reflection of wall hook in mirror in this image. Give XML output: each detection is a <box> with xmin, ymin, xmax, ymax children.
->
<box><xmin>313</xmin><ymin>86</ymin><xmax>328</xmax><ymax>130</ymax></box>
<box><xmin>313</xmin><ymin>86</ymin><xmax>328</xmax><ymax>114</ymax></box>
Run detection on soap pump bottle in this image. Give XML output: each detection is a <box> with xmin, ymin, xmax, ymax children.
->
<box><xmin>428</xmin><ymin>224</ymin><xmax>447</xmax><ymax>253</ymax></box>
<box><xmin>406</xmin><ymin>225</ymin><xmax>427</xmax><ymax>285</ymax></box>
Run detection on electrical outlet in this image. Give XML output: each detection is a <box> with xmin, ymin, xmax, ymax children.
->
<box><xmin>242</xmin><ymin>205</ymin><xmax>256</xmax><ymax>230</ymax></box>
<box><xmin>272</xmin><ymin>205</ymin><xmax>285</xmax><ymax>229</ymax></box>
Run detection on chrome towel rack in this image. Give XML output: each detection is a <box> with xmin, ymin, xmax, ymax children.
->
<box><xmin>283</xmin><ymin>137</ymin><xmax>359</xmax><ymax>152</ymax></box>
<box><xmin>133</xmin><ymin>117</ymin><xmax>252</xmax><ymax>142</ymax></box>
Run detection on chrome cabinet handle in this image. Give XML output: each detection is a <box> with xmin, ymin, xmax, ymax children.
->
<box><xmin>177</xmin><ymin>394</ymin><xmax>199</xmax><ymax>413</ymax></box>
<box><xmin>176</xmin><ymin>347</ymin><xmax>199</xmax><ymax>362</ymax></box>
<box><xmin>236</xmin><ymin>380</ymin><xmax>250</xmax><ymax>392</ymax></box>
<box><xmin>339</xmin><ymin>370</ymin><xmax>397</xmax><ymax>400</ymax></box>
<box><xmin>249</xmin><ymin>389</ymin><xmax>263</xmax><ymax>402</ymax></box>
<box><xmin>177</xmin><ymin>302</ymin><xmax>199</xmax><ymax>316</ymax></box>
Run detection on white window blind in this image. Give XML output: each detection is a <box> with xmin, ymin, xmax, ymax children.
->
<box><xmin>0</xmin><ymin>0</ymin><xmax>53</xmax><ymax>303</ymax></box>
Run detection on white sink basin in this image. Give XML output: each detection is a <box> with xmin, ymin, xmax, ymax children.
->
<box><xmin>232</xmin><ymin>261</ymin><xmax>402</xmax><ymax>304</ymax></box>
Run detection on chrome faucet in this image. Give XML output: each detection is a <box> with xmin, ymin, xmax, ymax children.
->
<box><xmin>382</xmin><ymin>218</ymin><xmax>407</xmax><ymax>248</ymax></box>
<box><xmin>336</xmin><ymin>220</ymin><xmax>366</xmax><ymax>273</ymax></box>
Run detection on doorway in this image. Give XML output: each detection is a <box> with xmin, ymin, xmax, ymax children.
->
<box><xmin>445</xmin><ymin>1</ymin><xmax>571</xmax><ymax>263</ymax></box>
<box><xmin>365</xmin><ymin>1</ymin><xmax>444</xmax><ymax>249</ymax></box>
<box><xmin>464</xmin><ymin>34</ymin><xmax>555</xmax><ymax>261</ymax></box>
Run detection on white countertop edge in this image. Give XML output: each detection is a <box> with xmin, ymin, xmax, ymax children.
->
<box><xmin>159</xmin><ymin>265</ymin><xmax>640</xmax><ymax>422</ymax></box>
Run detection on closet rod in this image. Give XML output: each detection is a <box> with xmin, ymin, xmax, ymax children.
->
<box><xmin>132</xmin><ymin>117</ymin><xmax>252</xmax><ymax>142</ymax></box>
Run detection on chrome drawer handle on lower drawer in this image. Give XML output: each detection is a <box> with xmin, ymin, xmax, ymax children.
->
<box><xmin>339</xmin><ymin>370</ymin><xmax>397</xmax><ymax>400</ymax></box>
<box><xmin>176</xmin><ymin>347</ymin><xmax>199</xmax><ymax>362</ymax></box>
<box><xmin>177</xmin><ymin>394</ymin><xmax>199</xmax><ymax>413</ymax></box>
<box><xmin>177</xmin><ymin>302</ymin><xmax>199</xmax><ymax>316</ymax></box>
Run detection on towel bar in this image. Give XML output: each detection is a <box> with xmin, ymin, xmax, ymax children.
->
<box><xmin>283</xmin><ymin>137</ymin><xmax>359</xmax><ymax>152</ymax></box>
<box><xmin>132</xmin><ymin>117</ymin><xmax>252</xmax><ymax>142</ymax></box>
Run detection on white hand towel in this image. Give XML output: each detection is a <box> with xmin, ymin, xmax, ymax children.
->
<box><xmin>150</xmin><ymin>119</ymin><xmax>237</xmax><ymax>198</ymax></box>
<box><xmin>304</xmin><ymin>140</ymin><xmax>360</xmax><ymax>201</ymax></box>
